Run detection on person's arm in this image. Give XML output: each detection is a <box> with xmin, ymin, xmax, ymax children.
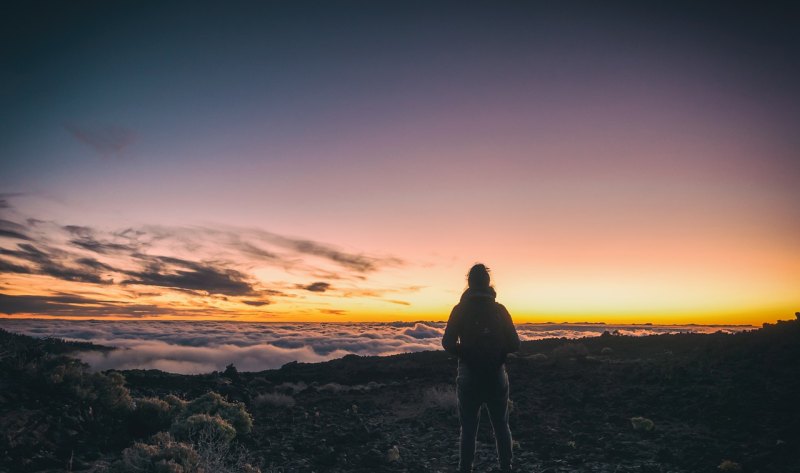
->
<box><xmin>442</xmin><ymin>304</ymin><xmax>462</xmax><ymax>357</ymax></box>
<box><xmin>499</xmin><ymin>304</ymin><xmax>520</xmax><ymax>354</ymax></box>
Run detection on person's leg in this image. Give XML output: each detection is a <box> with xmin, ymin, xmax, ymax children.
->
<box><xmin>486</xmin><ymin>369</ymin><xmax>512</xmax><ymax>472</ymax></box>
<box><xmin>457</xmin><ymin>375</ymin><xmax>482</xmax><ymax>472</ymax></box>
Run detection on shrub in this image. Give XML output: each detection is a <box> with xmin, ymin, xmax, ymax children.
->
<box><xmin>164</xmin><ymin>394</ymin><xmax>186</xmax><ymax>411</ymax></box>
<box><xmin>44</xmin><ymin>358</ymin><xmax>86</xmax><ymax>386</ymax></box>
<box><xmin>116</xmin><ymin>432</ymin><xmax>200</xmax><ymax>473</ymax></box>
<box><xmin>600</xmin><ymin>347</ymin><xmax>613</xmax><ymax>355</ymax></box>
<box><xmin>528</xmin><ymin>353</ymin><xmax>548</xmax><ymax>361</ymax></box>
<box><xmin>253</xmin><ymin>392</ymin><xmax>296</xmax><ymax>408</ymax></box>
<box><xmin>223</xmin><ymin>363</ymin><xmax>240</xmax><ymax>381</ymax></box>
<box><xmin>275</xmin><ymin>381</ymin><xmax>307</xmax><ymax>394</ymax></box>
<box><xmin>552</xmin><ymin>342</ymin><xmax>589</xmax><ymax>359</ymax></box>
<box><xmin>34</xmin><ymin>357</ymin><xmax>132</xmax><ymax>414</ymax></box>
<box><xmin>170</xmin><ymin>414</ymin><xmax>261</xmax><ymax>473</ymax></box>
<box><xmin>171</xmin><ymin>414</ymin><xmax>237</xmax><ymax>446</ymax></box>
<box><xmin>131</xmin><ymin>397</ymin><xmax>174</xmax><ymax>436</ymax></box>
<box><xmin>93</xmin><ymin>371</ymin><xmax>134</xmax><ymax>414</ymax></box>
<box><xmin>111</xmin><ymin>391</ymin><xmax>257</xmax><ymax>472</ymax></box>
<box><xmin>183</xmin><ymin>392</ymin><xmax>252</xmax><ymax>436</ymax></box>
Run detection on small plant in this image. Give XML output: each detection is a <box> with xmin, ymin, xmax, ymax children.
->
<box><xmin>600</xmin><ymin>347</ymin><xmax>613</xmax><ymax>355</ymax></box>
<box><xmin>630</xmin><ymin>416</ymin><xmax>655</xmax><ymax>432</ymax></box>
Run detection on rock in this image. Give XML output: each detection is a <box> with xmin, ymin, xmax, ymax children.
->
<box><xmin>386</xmin><ymin>445</ymin><xmax>400</xmax><ymax>462</ymax></box>
<box><xmin>630</xmin><ymin>416</ymin><xmax>655</xmax><ymax>431</ymax></box>
<box><xmin>718</xmin><ymin>460</ymin><xmax>742</xmax><ymax>471</ymax></box>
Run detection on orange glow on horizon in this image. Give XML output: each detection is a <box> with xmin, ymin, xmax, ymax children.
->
<box><xmin>1</xmin><ymin>304</ymin><xmax>792</xmax><ymax>327</ymax></box>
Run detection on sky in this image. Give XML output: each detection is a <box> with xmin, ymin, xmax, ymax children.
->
<box><xmin>1</xmin><ymin>1</ymin><xmax>798</xmax><ymax>325</ymax></box>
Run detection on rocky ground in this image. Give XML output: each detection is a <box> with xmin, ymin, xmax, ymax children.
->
<box><xmin>1</xmin><ymin>316</ymin><xmax>799</xmax><ymax>473</ymax></box>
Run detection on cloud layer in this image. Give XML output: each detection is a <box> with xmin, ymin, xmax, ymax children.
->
<box><xmin>0</xmin><ymin>319</ymin><xmax>750</xmax><ymax>374</ymax></box>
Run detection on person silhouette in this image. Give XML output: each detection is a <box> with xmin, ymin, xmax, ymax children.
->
<box><xmin>442</xmin><ymin>264</ymin><xmax>520</xmax><ymax>473</ymax></box>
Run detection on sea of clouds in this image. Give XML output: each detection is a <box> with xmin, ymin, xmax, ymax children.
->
<box><xmin>0</xmin><ymin>319</ymin><xmax>752</xmax><ymax>374</ymax></box>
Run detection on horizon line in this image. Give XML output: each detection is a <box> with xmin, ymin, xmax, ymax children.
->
<box><xmin>0</xmin><ymin>316</ymin><xmax>761</xmax><ymax>328</ymax></box>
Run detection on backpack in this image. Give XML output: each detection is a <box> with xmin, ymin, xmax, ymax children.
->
<box><xmin>459</xmin><ymin>298</ymin><xmax>507</xmax><ymax>374</ymax></box>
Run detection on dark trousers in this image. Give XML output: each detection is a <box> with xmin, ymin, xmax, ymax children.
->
<box><xmin>456</xmin><ymin>364</ymin><xmax>512</xmax><ymax>472</ymax></box>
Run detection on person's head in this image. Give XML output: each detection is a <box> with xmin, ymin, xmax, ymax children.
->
<box><xmin>467</xmin><ymin>263</ymin><xmax>491</xmax><ymax>290</ymax></box>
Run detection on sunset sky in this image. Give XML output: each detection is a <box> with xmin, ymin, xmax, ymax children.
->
<box><xmin>1</xmin><ymin>1</ymin><xmax>798</xmax><ymax>325</ymax></box>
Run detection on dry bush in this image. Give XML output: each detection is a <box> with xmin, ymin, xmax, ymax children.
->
<box><xmin>182</xmin><ymin>392</ymin><xmax>252</xmax><ymax>436</ymax></box>
<box><xmin>171</xmin><ymin>414</ymin><xmax>236</xmax><ymax>445</ymax></box>
<box><xmin>552</xmin><ymin>342</ymin><xmax>589</xmax><ymax>359</ymax></box>
<box><xmin>116</xmin><ymin>432</ymin><xmax>199</xmax><ymax>473</ymax></box>
<box><xmin>190</xmin><ymin>419</ymin><xmax>261</xmax><ymax>473</ymax></box>
<box><xmin>275</xmin><ymin>381</ymin><xmax>307</xmax><ymax>394</ymax></box>
<box><xmin>163</xmin><ymin>394</ymin><xmax>187</xmax><ymax>413</ymax></box>
<box><xmin>115</xmin><ymin>428</ymin><xmax>260</xmax><ymax>473</ymax></box>
<box><xmin>253</xmin><ymin>392</ymin><xmax>296</xmax><ymax>408</ymax></box>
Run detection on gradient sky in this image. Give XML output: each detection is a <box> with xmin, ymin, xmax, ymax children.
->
<box><xmin>1</xmin><ymin>1</ymin><xmax>798</xmax><ymax>324</ymax></box>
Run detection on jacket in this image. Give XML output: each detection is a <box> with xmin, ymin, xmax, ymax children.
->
<box><xmin>442</xmin><ymin>287</ymin><xmax>520</xmax><ymax>370</ymax></box>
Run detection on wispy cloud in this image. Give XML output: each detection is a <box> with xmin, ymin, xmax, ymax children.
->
<box><xmin>0</xmin><ymin>243</ymin><xmax>111</xmax><ymax>284</ymax></box>
<box><xmin>0</xmin><ymin>258</ymin><xmax>32</xmax><ymax>274</ymax></box>
<box><xmin>0</xmin><ymin>219</ymin><xmax>31</xmax><ymax>240</ymax></box>
<box><xmin>0</xmin><ymin>193</ymin><xmax>24</xmax><ymax>210</ymax></box>
<box><xmin>64</xmin><ymin>124</ymin><xmax>136</xmax><ymax>157</ymax></box>
<box><xmin>385</xmin><ymin>299</ymin><xmax>411</xmax><ymax>306</ymax></box>
<box><xmin>0</xmin><ymin>293</ymin><xmax>175</xmax><ymax>318</ymax></box>
<box><xmin>0</xmin><ymin>208</ymin><xmax>409</xmax><ymax>317</ymax></box>
<box><xmin>320</xmin><ymin>309</ymin><xmax>347</xmax><ymax>315</ymax></box>
<box><xmin>257</xmin><ymin>232</ymin><xmax>402</xmax><ymax>272</ymax></box>
<box><xmin>122</xmin><ymin>256</ymin><xmax>255</xmax><ymax>296</ymax></box>
<box><xmin>299</xmin><ymin>281</ymin><xmax>331</xmax><ymax>293</ymax></box>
